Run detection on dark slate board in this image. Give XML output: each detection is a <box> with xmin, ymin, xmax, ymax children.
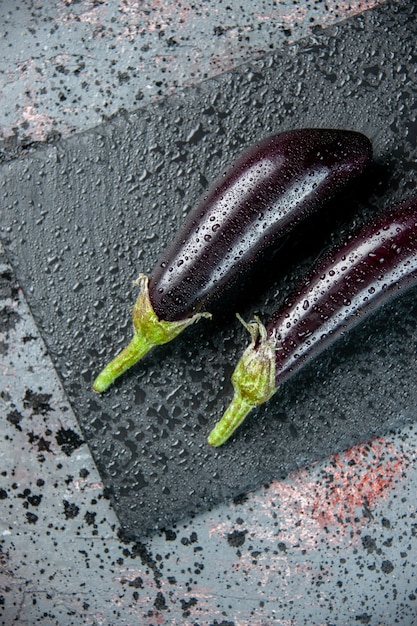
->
<box><xmin>2</xmin><ymin>1</ymin><xmax>417</xmax><ymax>536</ymax></box>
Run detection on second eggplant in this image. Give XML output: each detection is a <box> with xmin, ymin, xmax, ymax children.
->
<box><xmin>208</xmin><ymin>196</ymin><xmax>417</xmax><ymax>446</ymax></box>
<box><xmin>93</xmin><ymin>128</ymin><xmax>372</xmax><ymax>392</ymax></box>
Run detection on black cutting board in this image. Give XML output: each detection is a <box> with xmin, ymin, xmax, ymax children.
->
<box><xmin>2</xmin><ymin>1</ymin><xmax>417</xmax><ymax>536</ymax></box>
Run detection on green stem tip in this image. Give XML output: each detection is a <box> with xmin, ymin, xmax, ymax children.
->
<box><xmin>207</xmin><ymin>393</ymin><xmax>254</xmax><ymax>447</ymax></box>
<box><xmin>93</xmin><ymin>274</ymin><xmax>211</xmax><ymax>393</ymax></box>
<box><xmin>208</xmin><ymin>315</ymin><xmax>278</xmax><ymax>447</ymax></box>
<box><xmin>93</xmin><ymin>332</ymin><xmax>152</xmax><ymax>393</ymax></box>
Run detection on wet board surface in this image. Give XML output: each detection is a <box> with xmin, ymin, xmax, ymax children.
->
<box><xmin>1</xmin><ymin>1</ymin><xmax>417</xmax><ymax>536</ymax></box>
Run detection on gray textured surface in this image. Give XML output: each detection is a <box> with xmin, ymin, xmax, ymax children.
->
<box><xmin>2</xmin><ymin>1</ymin><xmax>417</xmax><ymax>535</ymax></box>
<box><xmin>2</xmin><ymin>239</ymin><xmax>417</xmax><ymax>625</ymax></box>
<box><xmin>2</xmin><ymin>1</ymin><xmax>417</xmax><ymax>624</ymax></box>
<box><xmin>0</xmin><ymin>0</ymin><xmax>382</xmax><ymax>149</ymax></box>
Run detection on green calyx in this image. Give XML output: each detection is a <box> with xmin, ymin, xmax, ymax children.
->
<box><xmin>93</xmin><ymin>274</ymin><xmax>211</xmax><ymax>393</ymax></box>
<box><xmin>207</xmin><ymin>315</ymin><xmax>277</xmax><ymax>447</ymax></box>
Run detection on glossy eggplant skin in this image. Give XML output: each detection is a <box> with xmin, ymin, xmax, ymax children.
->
<box><xmin>268</xmin><ymin>197</ymin><xmax>417</xmax><ymax>387</ymax></box>
<box><xmin>94</xmin><ymin>128</ymin><xmax>372</xmax><ymax>392</ymax></box>
<box><xmin>208</xmin><ymin>197</ymin><xmax>417</xmax><ymax>446</ymax></box>
<box><xmin>150</xmin><ymin>128</ymin><xmax>373</xmax><ymax>322</ymax></box>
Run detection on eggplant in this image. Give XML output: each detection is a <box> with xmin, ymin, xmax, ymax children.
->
<box><xmin>208</xmin><ymin>197</ymin><xmax>417</xmax><ymax>446</ymax></box>
<box><xmin>93</xmin><ymin>128</ymin><xmax>372</xmax><ymax>393</ymax></box>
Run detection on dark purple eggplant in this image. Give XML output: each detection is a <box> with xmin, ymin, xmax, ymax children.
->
<box><xmin>93</xmin><ymin>128</ymin><xmax>372</xmax><ymax>392</ymax></box>
<box><xmin>208</xmin><ymin>197</ymin><xmax>417</xmax><ymax>446</ymax></box>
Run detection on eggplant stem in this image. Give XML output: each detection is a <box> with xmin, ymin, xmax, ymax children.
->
<box><xmin>208</xmin><ymin>316</ymin><xmax>277</xmax><ymax>446</ymax></box>
<box><xmin>208</xmin><ymin>393</ymin><xmax>253</xmax><ymax>447</ymax></box>
<box><xmin>93</xmin><ymin>333</ymin><xmax>152</xmax><ymax>393</ymax></box>
<box><xmin>93</xmin><ymin>274</ymin><xmax>211</xmax><ymax>393</ymax></box>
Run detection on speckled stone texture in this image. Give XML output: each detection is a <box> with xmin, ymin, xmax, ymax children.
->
<box><xmin>0</xmin><ymin>0</ymin><xmax>381</xmax><ymax>150</ymax></box>
<box><xmin>2</xmin><ymin>2</ymin><xmax>417</xmax><ymax>537</ymax></box>
<box><xmin>2</xmin><ymin>239</ymin><xmax>417</xmax><ymax>623</ymax></box>
<box><xmin>2</xmin><ymin>2</ymin><xmax>417</xmax><ymax>624</ymax></box>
